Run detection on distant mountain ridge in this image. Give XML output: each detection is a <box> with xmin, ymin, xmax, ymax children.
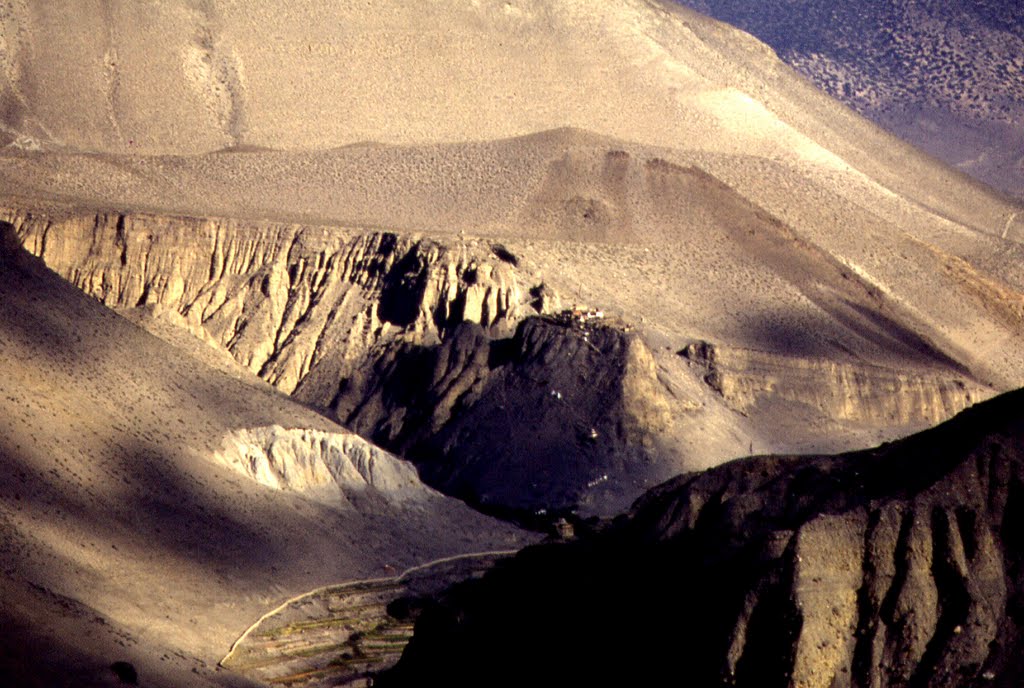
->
<box><xmin>678</xmin><ymin>0</ymin><xmax>1024</xmax><ymax>197</ymax></box>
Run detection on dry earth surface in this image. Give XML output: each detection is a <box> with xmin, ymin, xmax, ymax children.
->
<box><xmin>0</xmin><ymin>228</ymin><xmax>528</xmax><ymax>687</ymax></box>
<box><xmin>679</xmin><ymin>0</ymin><xmax>1024</xmax><ymax>198</ymax></box>
<box><xmin>2</xmin><ymin>0</ymin><xmax>1024</xmax><ymax>685</ymax></box>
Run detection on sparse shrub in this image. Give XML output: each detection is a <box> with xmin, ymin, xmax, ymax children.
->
<box><xmin>109</xmin><ymin>661</ymin><xmax>138</xmax><ymax>685</ymax></box>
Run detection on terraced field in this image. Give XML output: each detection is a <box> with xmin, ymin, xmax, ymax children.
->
<box><xmin>221</xmin><ymin>552</ymin><xmax>516</xmax><ymax>687</ymax></box>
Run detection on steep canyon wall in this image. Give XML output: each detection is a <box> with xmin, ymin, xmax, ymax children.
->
<box><xmin>0</xmin><ymin>208</ymin><xmax>992</xmax><ymax>512</ymax></box>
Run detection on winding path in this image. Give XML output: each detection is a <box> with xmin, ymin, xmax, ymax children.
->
<box><xmin>220</xmin><ymin>548</ymin><xmax>522</xmax><ymax>667</ymax></box>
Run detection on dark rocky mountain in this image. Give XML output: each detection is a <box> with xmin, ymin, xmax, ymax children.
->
<box><xmin>379</xmin><ymin>386</ymin><xmax>1024</xmax><ymax>687</ymax></box>
<box><xmin>677</xmin><ymin>0</ymin><xmax>1024</xmax><ymax>198</ymax></box>
<box><xmin>337</xmin><ymin>316</ymin><xmax>676</xmax><ymax>516</ymax></box>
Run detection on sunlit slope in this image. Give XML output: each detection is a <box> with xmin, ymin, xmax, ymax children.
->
<box><xmin>680</xmin><ymin>0</ymin><xmax>1024</xmax><ymax>198</ymax></box>
<box><xmin>1</xmin><ymin>0</ymin><xmax>1019</xmax><ymax>235</ymax></box>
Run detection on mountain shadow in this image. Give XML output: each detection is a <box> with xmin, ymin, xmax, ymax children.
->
<box><xmin>378</xmin><ymin>386</ymin><xmax>1024</xmax><ymax>687</ymax></box>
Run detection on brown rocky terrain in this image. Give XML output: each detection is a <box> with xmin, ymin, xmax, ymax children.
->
<box><xmin>2</xmin><ymin>0</ymin><xmax>1024</xmax><ymax>684</ymax></box>
<box><xmin>336</xmin><ymin>316</ymin><xmax>679</xmax><ymax>515</ymax></box>
<box><xmin>0</xmin><ymin>223</ymin><xmax>529</xmax><ymax>687</ymax></box>
<box><xmin>679</xmin><ymin>0</ymin><xmax>1024</xmax><ymax>198</ymax></box>
<box><xmin>379</xmin><ymin>386</ymin><xmax>1024</xmax><ymax>687</ymax></box>
<box><xmin>3</xmin><ymin>4</ymin><xmax>1023</xmax><ymax>497</ymax></box>
<box><xmin>4</xmin><ymin>199</ymin><xmax>1013</xmax><ymax>517</ymax></box>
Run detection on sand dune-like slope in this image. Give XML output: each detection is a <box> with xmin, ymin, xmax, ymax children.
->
<box><xmin>0</xmin><ymin>0</ymin><xmax>1019</xmax><ymax>226</ymax></box>
<box><xmin>0</xmin><ymin>227</ymin><xmax>527</xmax><ymax>687</ymax></box>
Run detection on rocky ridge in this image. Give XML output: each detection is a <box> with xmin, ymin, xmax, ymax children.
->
<box><xmin>1</xmin><ymin>207</ymin><xmax>999</xmax><ymax>514</ymax></box>
<box><xmin>380</xmin><ymin>386</ymin><xmax>1024</xmax><ymax>687</ymax></box>
<box><xmin>337</xmin><ymin>316</ymin><xmax>679</xmax><ymax>515</ymax></box>
<box><xmin>213</xmin><ymin>426</ymin><xmax>435</xmax><ymax>505</ymax></box>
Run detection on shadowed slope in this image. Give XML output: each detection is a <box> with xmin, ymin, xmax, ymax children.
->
<box><xmin>0</xmin><ymin>225</ymin><xmax>528</xmax><ymax>687</ymax></box>
<box><xmin>379</xmin><ymin>386</ymin><xmax>1024</xmax><ymax>687</ymax></box>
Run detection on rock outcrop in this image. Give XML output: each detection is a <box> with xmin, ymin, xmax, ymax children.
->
<box><xmin>213</xmin><ymin>426</ymin><xmax>435</xmax><ymax>505</ymax></box>
<box><xmin>337</xmin><ymin>316</ymin><xmax>681</xmax><ymax>515</ymax></box>
<box><xmin>379</xmin><ymin>387</ymin><xmax>1024</xmax><ymax>687</ymax></box>
<box><xmin>5</xmin><ymin>210</ymin><xmax>532</xmax><ymax>402</ymax></box>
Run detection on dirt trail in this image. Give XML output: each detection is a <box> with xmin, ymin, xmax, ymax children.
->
<box><xmin>221</xmin><ymin>548</ymin><xmax>522</xmax><ymax>667</ymax></box>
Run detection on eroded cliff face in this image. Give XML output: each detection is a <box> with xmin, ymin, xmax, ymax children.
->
<box><xmin>4</xmin><ymin>209</ymin><xmax>533</xmax><ymax>404</ymax></box>
<box><xmin>681</xmin><ymin>340</ymin><xmax>983</xmax><ymax>428</ymax></box>
<box><xmin>379</xmin><ymin>388</ymin><xmax>1024</xmax><ymax>688</ymax></box>
<box><xmin>0</xmin><ymin>208</ymin><xmax>993</xmax><ymax>514</ymax></box>
<box><xmin>213</xmin><ymin>425</ymin><xmax>436</xmax><ymax>505</ymax></box>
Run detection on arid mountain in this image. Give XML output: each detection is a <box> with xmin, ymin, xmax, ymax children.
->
<box><xmin>2</xmin><ymin>1</ymin><xmax>1024</xmax><ymax>684</ymax></box>
<box><xmin>0</xmin><ymin>224</ymin><xmax>528</xmax><ymax>687</ymax></box>
<box><xmin>3</xmin><ymin>117</ymin><xmax>1023</xmax><ymax>515</ymax></box>
<box><xmin>378</xmin><ymin>386</ymin><xmax>1024</xmax><ymax>688</ymax></box>
<box><xmin>0</xmin><ymin>0</ymin><xmax>1017</xmax><ymax>223</ymax></box>
<box><xmin>2</xmin><ymin>0</ymin><xmax>1024</xmax><ymax>517</ymax></box>
<box><xmin>678</xmin><ymin>0</ymin><xmax>1024</xmax><ymax>198</ymax></box>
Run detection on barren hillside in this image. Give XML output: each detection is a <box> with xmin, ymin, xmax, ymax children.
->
<box><xmin>2</xmin><ymin>1</ymin><xmax>1024</xmax><ymax>683</ymax></box>
<box><xmin>0</xmin><ymin>224</ymin><xmax>527</xmax><ymax>687</ymax></box>
<box><xmin>4</xmin><ymin>112</ymin><xmax>1024</xmax><ymax>513</ymax></box>
<box><xmin>680</xmin><ymin>0</ymin><xmax>1024</xmax><ymax>197</ymax></box>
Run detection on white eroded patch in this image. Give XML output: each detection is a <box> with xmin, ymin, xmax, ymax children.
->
<box><xmin>213</xmin><ymin>426</ymin><xmax>431</xmax><ymax>503</ymax></box>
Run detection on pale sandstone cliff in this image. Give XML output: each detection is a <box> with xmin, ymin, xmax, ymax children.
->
<box><xmin>1</xmin><ymin>208</ymin><xmax>994</xmax><ymax>513</ymax></box>
<box><xmin>6</xmin><ymin>210</ymin><xmax>530</xmax><ymax>401</ymax></box>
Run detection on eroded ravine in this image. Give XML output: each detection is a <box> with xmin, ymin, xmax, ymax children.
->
<box><xmin>0</xmin><ymin>208</ymin><xmax>996</xmax><ymax>514</ymax></box>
